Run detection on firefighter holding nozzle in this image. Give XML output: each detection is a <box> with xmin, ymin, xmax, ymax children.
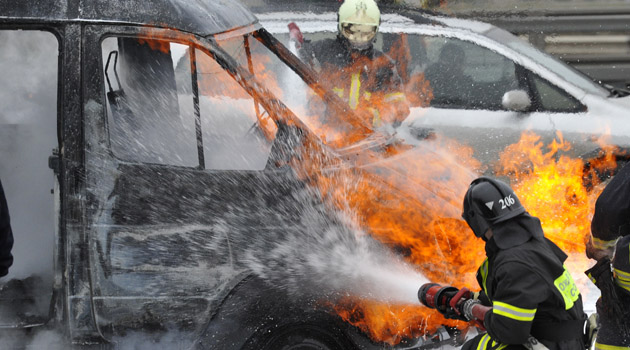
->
<box><xmin>419</xmin><ymin>177</ymin><xmax>586</xmax><ymax>350</ymax></box>
<box><xmin>585</xmin><ymin>162</ymin><xmax>630</xmax><ymax>349</ymax></box>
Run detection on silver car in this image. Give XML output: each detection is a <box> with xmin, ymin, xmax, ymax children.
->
<box><xmin>257</xmin><ymin>7</ymin><xmax>630</xmax><ymax>172</ymax></box>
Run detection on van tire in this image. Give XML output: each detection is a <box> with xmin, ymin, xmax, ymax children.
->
<box><xmin>242</xmin><ymin>320</ymin><xmax>355</xmax><ymax>350</ymax></box>
<box><xmin>195</xmin><ymin>276</ymin><xmax>362</xmax><ymax>349</ymax></box>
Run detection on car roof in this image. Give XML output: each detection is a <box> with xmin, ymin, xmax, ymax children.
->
<box><xmin>0</xmin><ymin>0</ymin><xmax>259</xmax><ymax>36</ymax></box>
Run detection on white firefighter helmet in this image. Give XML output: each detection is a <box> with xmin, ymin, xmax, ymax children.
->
<box><xmin>338</xmin><ymin>0</ymin><xmax>380</xmax><ymax>50</ymax></box>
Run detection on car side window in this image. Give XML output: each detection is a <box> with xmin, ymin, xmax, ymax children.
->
<box><xmin>530</xmin><ymin>74</ymin><xmax>584</xmax><ymax>113</ymax></box>
<box><xmin>102</xmin><ymin>37</ymin><xmax>198</xmax><ymax>166</ymax></box>
<box><xmin>420</xmin><ymin>36</ymin><xmax>519</xmax><ymax>110</ymax></box>
<box><xmin>195</xmin><ymin>48</ymin><xmax>277</xmax><ymax>170</ymax></box>
<box><xmin>102</xmin><ymin>37</ymin><xmax>277</xmax><ymax>170</ymax></box>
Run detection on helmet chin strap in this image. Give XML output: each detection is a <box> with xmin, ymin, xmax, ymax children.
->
<box><xmin>349</xmin><ymin>40</ymin><xmax>372</xmax><ymax>51</ymax></box>
<box><xmin>338</xmin><ymin>34</ymin><xmax>373</xmax><ymax>53</ymax></box>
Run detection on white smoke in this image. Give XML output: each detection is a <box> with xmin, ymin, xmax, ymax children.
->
<box><xmin>0</xmin><ymin>29</ymin><xmax>57</xmax><ymax>333</ymax></box>
<box><xmin>242</xmin><ymin>193</ymin><xmax>428</xmax><ymax>305</ymax></box>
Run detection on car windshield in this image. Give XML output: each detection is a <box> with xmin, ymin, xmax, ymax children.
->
<box><xmin>485</xmin><ymin>27</ymin><xmax>609</xmax><ymax>97</ymax></box>
<box><xmin>215</xmin><ymin>30</ymin><xmax>375</xmax><ymax>149</ymax></box>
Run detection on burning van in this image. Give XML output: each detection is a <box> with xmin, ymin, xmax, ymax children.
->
<box><xmin>1</xmin><ymin>0</ymin><xmax>617</xmax><ymax>348</ymax></box>
<box><xmin>0</xmin><ymin>0</ymin><xmax>486</xmax><ymax>348</ymax></box>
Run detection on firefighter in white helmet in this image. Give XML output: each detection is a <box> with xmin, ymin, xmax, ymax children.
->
<box><xmin>291</xmin><ymin>0</ymin><xmax>409</xmax><ymax>130</ymax></box>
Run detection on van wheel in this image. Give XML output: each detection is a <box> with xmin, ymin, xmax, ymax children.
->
<box><xmin>242</xmin><ymin>322</ymin><xmax>354</xmax><ymax>350</ymax></box>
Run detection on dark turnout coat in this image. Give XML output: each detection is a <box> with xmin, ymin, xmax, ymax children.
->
<box><xmin>299</xmin><ymin>36</ymin><xmax>409</xmax><ymax>127</ymax></box>
<box><xmin>0</xmin><ymin>179</ymin><xmax>14</xmax><ymax>277</ymax></box>
<box><xmin>465</xmin><ymin>215</ymin><xmax>585</xmax><ymax>350</ymax></box>
<box><xmin>589</xmin><ymin>162</ymin><xmax>630</xmax><ymax>348</ymax></box>
<box><xmin>591</xmin><ymin>162</ymin><xmax>630</xmax><ymax>246</ymax></box>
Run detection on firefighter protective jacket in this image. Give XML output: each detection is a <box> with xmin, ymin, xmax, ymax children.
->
<box><xmin>0</xmin><ymin>179</ymin><xmax>14</xmax><ymax>277</ymax></box>
<box><xmin>589</xmin><ymin>162</ymin><xmax>630</xmax><ymax>348</ymax></box>
<box><xmin>475</xmin><ymin>215</ymin><xmax>585</xmax><ymax>350</ymax></box>
<box><xmin>590</xmin><ymin>162</ymin><xmax>630</xmax><ymax>252</ymax></box>
<box><xmin>300</xmin><ymin>35</ymin><xmax>409</xmax><ymax>128</ymax></box>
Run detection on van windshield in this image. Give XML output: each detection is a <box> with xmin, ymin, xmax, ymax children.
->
<box><xmin>216</xmin><ymin>30</ymin><xmax>377</xmax><ymax>149</ymax></box>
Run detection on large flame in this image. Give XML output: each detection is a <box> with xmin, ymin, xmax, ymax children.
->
<box><xmin>296</xmin><ymin>40</ymin><xmax>620</xmax><ymax>343</ymax></box>
<box><xmin>495</xmin><ymin>131</ymin><xmax>618</xmax><ymax>292</ymax></box>
<box><xmin>495</xmin><ymin>131</ymin><xmax>616</xmax><ymax>253</ymax></box>
<box><xmin>330</xmin><ymin>130</ymin><xmax>619</xmax><ymax>344</ymax></box>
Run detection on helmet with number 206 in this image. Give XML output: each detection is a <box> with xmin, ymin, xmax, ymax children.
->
<box><xmin>462</xmin><ymin>177</ymin><xmax>526</xmax><ymax>239</ymax></box>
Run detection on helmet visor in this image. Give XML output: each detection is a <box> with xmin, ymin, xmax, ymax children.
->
<box><xmin>341</xmin><ymin>23</ymin><xmax>377</xmax><ymax>49</ymax></box>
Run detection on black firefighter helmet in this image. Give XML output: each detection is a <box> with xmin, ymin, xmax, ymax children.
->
<box><xmin>462</xmin><ymin>177</ymin><xmax>526</xmax><ymax>239</ymax></box>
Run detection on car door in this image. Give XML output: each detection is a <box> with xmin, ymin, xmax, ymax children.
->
<box><xmin>82</xmin><ymin>25</ymin><xmax>313</xmax><ymax>343</ymax></box>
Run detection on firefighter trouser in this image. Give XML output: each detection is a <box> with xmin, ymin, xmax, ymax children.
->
<box><xmin>594</xmin><ymin>298</ymin><xmax>630</xmax><ymax>349</ymax></box>
<box><xmin>462</xmin><ymin>333</ymin><xmax>527</xmax><ymax>350</ymax></box>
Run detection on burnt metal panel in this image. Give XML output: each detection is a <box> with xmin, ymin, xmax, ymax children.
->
<box><xmin>0</xmin><ymin>0</ymin><xmax>258</xmax><ymax>36</ymax></box>
<box><xmin>0</xmin><ymin>0</ymin><xmax>69</xmax><ymax>21</ymax></box>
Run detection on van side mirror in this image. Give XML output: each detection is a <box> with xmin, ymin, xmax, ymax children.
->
<box><xmin>502</xmin><ymin>90</ymin><xmax>531</xmax><ymax>112</ymax></box>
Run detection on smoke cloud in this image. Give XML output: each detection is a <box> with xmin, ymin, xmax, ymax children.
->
<box><xmin>0</xmin><ymin>29</ymin><xmax>58</xmax><ymax>319</ymax></box>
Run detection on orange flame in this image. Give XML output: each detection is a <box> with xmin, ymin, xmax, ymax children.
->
<box><xmin>288</xmin><ymin>121</ymin><xmax>486</xmax><ymax>343</ymax></box>
<box><xmin>332</xmin><ymin>299</ymin><xmax>458</xmax><ymax>345</ymax></box>
<box><xmin>494</xmin><ymin>131</ymin><xmax>619</xmax><ymax>298</ymax></box>
<box><xmin>315</xmin><ymin>130</ymin><xmax>619</xmax><ymax>345</ymax></box>
<box><xmin>292</xmin><ymin>32</ymin><xmax>622</xmax><ymax>344</ymax></box>
<box><xmin>495</xmin><ymin>131</ymin><xmax>618</xmax><ymax>253</ymax></box>
<box><xmin>302</xmin><ymin>38</ymin><xmax>620</xmax><ymax>342</ymax></box>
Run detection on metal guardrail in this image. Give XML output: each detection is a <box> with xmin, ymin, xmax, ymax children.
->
<box><xmin>482</xmin><ymin>13</ymin><xmax>630</xmax><ymax>34</ymax></box>
<box><xmin>457</xmin><ymin>11</ymin><xmax>630</xmax><ymax>87</ymax></box>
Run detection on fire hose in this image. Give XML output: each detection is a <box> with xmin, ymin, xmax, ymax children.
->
<box><xmin>417</xmin><ymin>283</ymin><xmax>550</xmax><ymax>350</ymax></box>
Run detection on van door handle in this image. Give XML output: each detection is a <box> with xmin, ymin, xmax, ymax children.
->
<box><xmin>48</xmin><ymin>148</ymin><xmax>60</xmax><ymax>175</ymax></box>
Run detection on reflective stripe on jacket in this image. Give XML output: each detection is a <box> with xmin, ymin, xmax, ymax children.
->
<box><xmin>476</xmin><ymin>235</ymin><xmax>585</xmax><ymax>349</ymax></box>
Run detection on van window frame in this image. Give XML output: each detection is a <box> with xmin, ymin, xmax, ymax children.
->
<box><xmin>92</xmin><ymin>25</ymin><xmax>290</xmax><ymax>172</ymax></box>
<box><xmin>98</xmin><ymin>30</ymin><xmax>201</xmax><ymax>168</ymax></box>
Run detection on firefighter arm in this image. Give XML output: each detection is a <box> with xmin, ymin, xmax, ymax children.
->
<box><xmin>461</xmin><ymin>299</ymin><xmax>491</xmax><ymax>322</ymax></box>
<box><xmin>471</xmin><ymin>303</ymin><xmax>491</xmax><ymax>321</ymax></box>
<box><xmin>586</xmin><ymin>234</ymin><xmax>616</xmax><ymax>261</ymax></box>
<box><xmin>374</xmin><ymin>63</ymin><xmax>410</xmax><ymax>127</ymax></box>
<box><xmin>447</xmin><ymin>288</ymin><xmax>491</xmax><ymax>328</ymax></box>
<box><xmin>379</xmin><ymin>92</ymin><xmax>409</xmax><ymax>127</ymax></box>
<box><xmin>484</xmin><ymin>263</ymin><xmax>548</xmax><ymax>345</ymax></box>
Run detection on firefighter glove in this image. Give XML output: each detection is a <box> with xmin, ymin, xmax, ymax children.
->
<box><xmin>585</xmin><ymin>235</ymin><xmax>615</xmax><ymax>261</ymax></box>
